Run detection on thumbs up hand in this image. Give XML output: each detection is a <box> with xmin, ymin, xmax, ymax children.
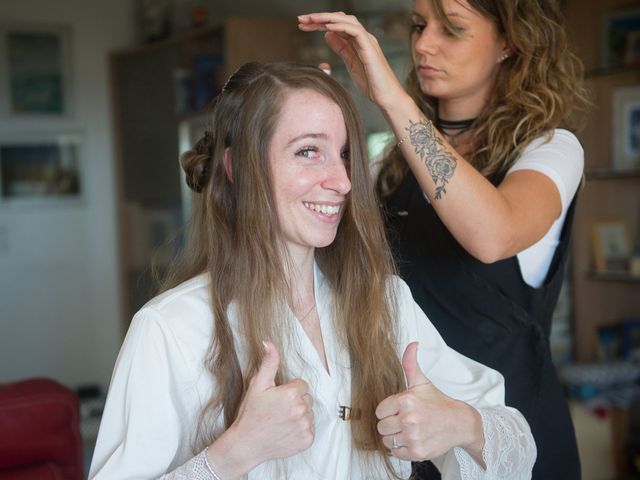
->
<box><xmin>211</xmin><ymin>341</ymin><xmax>315</xmax><ymax>476</ymax></box>
<box><xmin>375</xmin><ymin>342</ymin><xmax>484</xmax><ymax>462</ymax></box>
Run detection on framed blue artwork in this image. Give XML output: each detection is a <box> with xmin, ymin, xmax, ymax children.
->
<box><xmin>0</xmin><ymin>24</ymin><xmax>72</xmax><ymax>116</ymax></box>
<box><xmin>601</xmin><ymin>7</ymin><xmax>640</xmax><ymax>69</ymax></box>
<box><xmin>612</xmin><ymin>85</ymin><xmax>640</xmax><ymax>171</ymax></box>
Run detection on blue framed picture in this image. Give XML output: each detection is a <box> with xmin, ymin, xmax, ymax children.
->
<box><xmin>621</xmin><ymin>318</ymin><xmax>640</xmax><ymax>360</ymax></box>
<box><xmin>612</xmin><ymin>85</ymin><xmax>640</xmax><ymax>171</ymax></box>
<box><xmin>601</xmin><ymin>7</ymin><xmax>640</xmax><ymax>69</ymax></box>
<box><xmin>0</xmin><ymin>24</ymin><xmax>72</xmax><ymax>116</ymax></box>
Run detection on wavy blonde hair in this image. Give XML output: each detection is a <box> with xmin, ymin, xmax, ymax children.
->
<box><xmin>379</xmin><ymin>0</ymin><xmax>590</xmax><ymax>194</ymax></box>
<box><xmin>163</xmin><ymin>62</ymin><xmax>405</xmax><ymax>475</ymax></box>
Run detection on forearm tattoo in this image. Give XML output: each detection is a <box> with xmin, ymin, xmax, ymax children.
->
<box><xmin>406</xmin><ymin>119</ymin><xmax>457</xmax><ymax>199</ymax></box>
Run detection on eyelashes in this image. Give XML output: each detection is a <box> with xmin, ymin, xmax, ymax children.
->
<box><xmin>409</xmin><ymin>15</ymin><xmax>466</xmax><ymax>37</ymax></box>
<box><xmin>410</xmin><ymin>23</ymin><xmax>425</xmax><ymax>34</ymax></box>
<box><xmin>294</xmin><ymin>146</ymin><xmax>351</xmax><ymax>162</ymax></box>
<box><xmin>295</xmin><ymin>146</ymin><xmax>320</xmax><ymax>159</ymax></box>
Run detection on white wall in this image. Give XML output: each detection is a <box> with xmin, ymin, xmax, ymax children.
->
<box><xmin>0</xmin><ymin>0</ymin><xmax>135</xmax><ymax>392</ymax></box>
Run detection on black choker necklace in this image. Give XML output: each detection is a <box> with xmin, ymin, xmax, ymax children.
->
<box><xmin>435</xmin><ymin>117</ymin><xmax>477</xmax><ymax>147</ymax></box>
<box><xmin>436</xmin><ymin>117</ymin><xmax>476</xmax><ymax>130</ymax></box>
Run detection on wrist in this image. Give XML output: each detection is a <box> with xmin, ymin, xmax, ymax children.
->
<box><xmin>203</xmin><ymin>447</ymin><xmax>222</xmax><ymax>480</ymax></box>
<box><xmin>458</xmin><ymin>403</ymin><xmax>485</xmax><ymax>462</ymax></box>
<box><xmin>380</xmin><ymin>91</ymin><xmax>420</xmax><ymax>124</ymax></box>
<box><xmin>382</xmin><ymin>95</ymin><xmax>428</xmax><ymax>146</ymax></box>
<box><xmin>206</xmin><ymin>426</ymin><xmax>261</xmax><ymax>479</ymax></box>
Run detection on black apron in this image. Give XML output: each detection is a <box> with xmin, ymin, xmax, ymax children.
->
<box><xmin>382</xmin><ymin>170</ymin><xmax>580</xmax><ymax>479</ymax></box>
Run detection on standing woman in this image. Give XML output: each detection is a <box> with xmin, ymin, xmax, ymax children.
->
<box><xmin>299</xmin><ymin>1</ymin><xmax>589</xmax><ymax>478</ymax></box>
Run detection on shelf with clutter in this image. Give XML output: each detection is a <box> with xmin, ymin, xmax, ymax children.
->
<box><xmin>565</xmin><ymin>0</ymin><xmax>640</xmax><ymax>363</ymax></box>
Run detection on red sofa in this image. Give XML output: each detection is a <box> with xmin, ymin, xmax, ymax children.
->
<box><xmin>0</xmin><ymin>378</ymin><xmax>83</xmax><ymax>480</ymax></box>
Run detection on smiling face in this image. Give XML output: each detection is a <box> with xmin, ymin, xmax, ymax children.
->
<box><xmin>411</xmin><ymin>0</ymin><xmax>508</xmax><ymax>116</ymax></box>
<box><xmin>268</xmin><ymin>88</ymin><xmax>352</xmax><ymax>259</ymax></box>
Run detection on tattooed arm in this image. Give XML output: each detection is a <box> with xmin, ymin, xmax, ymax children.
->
<box><xmin>299</xmin><ymin>12</ymin><xmax>564</xmax><ymax>263</ymax></box>
<box><xmin>402</xmin><ymin>119</ymin><xmax>457</xmax><ymax>200</ymax></box>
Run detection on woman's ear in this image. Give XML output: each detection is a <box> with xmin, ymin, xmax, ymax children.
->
<box><xmin>497</xmin><ymin>38</ymin><xmax>513</xmax><ymax>64</ymax></box>
<box><xmin>224</xmin><ymin>147</ymin><xmax>234</xmax><ymax>182</ymax></box>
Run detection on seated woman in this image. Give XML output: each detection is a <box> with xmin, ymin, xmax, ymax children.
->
<box><xmin>89</xmin><ymin>62</ymin><xmax>535</xmax><ymax>480</ymax></box>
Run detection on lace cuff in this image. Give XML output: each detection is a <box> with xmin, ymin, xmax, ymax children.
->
<box><xmin>158</xmin><ymin>450</ymin><xmax>219</xmax><ymax>480</ymax></box>
<box><xmin>454</xmin><ymin>406</ymin><xmax>536</xmax><ymax>479</ymax></box>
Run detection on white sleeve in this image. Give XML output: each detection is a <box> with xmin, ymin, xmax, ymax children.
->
<box><xmin>89</xmin><ymin>307</ymin><xmax>208</xmax><ymax>480</ymax></box>
<box><xmin>158</xmin><ymin>451</ymin><xmax>216</xmax><ymax>480</ymax></box>
<box><xmin>393</xmin><ymin>278</ymin><xmax>536</xmax><ymax>479</ymax></box>
<box><xmin>507</xmin><ymin>129</ymin><xmax>584</xmax><ymax>210</ymax></box>
<box><xmin>453</xmin><ymin>407</ymin><xmax>536</xmax><ymax>480</ymax></box>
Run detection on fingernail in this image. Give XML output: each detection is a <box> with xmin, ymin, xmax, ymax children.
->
<box><xmin>261</xmin><ymin>341</ymin><xmax>269</xmax><ymax>352</ymax></box>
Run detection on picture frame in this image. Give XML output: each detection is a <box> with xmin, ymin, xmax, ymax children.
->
<box><xmin>623</xmin><ymin>30</ymin><xmax>640</xmax><ymax>68</ymax></box>
<box><xmin>591</xmin><ymin>219</ymin><xmax>632</xmax><ymax>272</ymax></box>
<box><xmin>0</xmin><ymin>133</ymin><xmax>82</xmax><ymax>204</ymax></box>
<box><xmin>0</xmin><ymin>23</ymin><xmax>72</xmax><ymax>117</ymax></box>
<box><xmin>597</xmin><ymin>323</ymin><xmax>623</xmax><ymax>361</ymax></box>
<box><xmin>621</xmin><ymin>318</ymin><xmax>640</xmax><ymax>361</ymax></box>
<box><xmin>601</xmin><ymin>7</ymin><xmax>640</xmax><ymax>69</ymax></box>
<box><xmin>612</xmin><ymin>85</ymin><xmax>640</xmax><ymax>171</ymax></box>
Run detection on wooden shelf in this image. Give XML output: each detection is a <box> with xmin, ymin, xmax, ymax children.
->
<box><xmin>585</xmin><ymin>168</ymin><xmax>640</xmax><ymax>180</ymax></box>
<box><xmin>586</xmin><ymin>271</ymin><xmax>640</xmax><ymax>283</ymax></box>
<box><xmin>111</xmin><ymin>23</ymin><xmax>224</xmax><ymax>57</ymax></box>
<box><xmin>586</xmin><ymin>65</ymin><xmax>640</xmax><ymax>79</ymax></box>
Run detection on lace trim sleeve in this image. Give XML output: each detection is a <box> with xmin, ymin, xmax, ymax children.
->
<box><xmin>158</xmin><ymin>450</ymin><xmax>219</xmax><ymax>480</ymax></box>
<box><xmin>453</xmin><ymin>406</ymin><xmax>536</xmax><ymax>479</ymax></box>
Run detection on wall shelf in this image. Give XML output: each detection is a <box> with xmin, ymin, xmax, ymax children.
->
<box><xmin>566</xmin><ymin>0</ymin><xmax>640</xmax><ymax>366</ymax></box>
<box><xmin>586</xmin><ymin>271</ymin><xmax>640</xmax><ymax>283</ymax></box>
<box><xmin>586</xmin><ymin>66</ymin><xmax>640</xmax><ymax>79</ymax></box>
<box><xmin>585</xmin><ymin>168</ymin><xmax>640</xmax><ymax>180</ymax></box>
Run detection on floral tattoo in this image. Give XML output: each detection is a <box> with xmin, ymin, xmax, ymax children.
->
<box><xmin>406</xmin><ymin>119</ymin><xmax>457</xmax><ymax>199</ymax></box>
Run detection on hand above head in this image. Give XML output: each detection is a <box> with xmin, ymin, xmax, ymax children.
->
<box><xmin>206</xmin><ymin>341</ymin><xmax>315</xmax><ymax>478</ymax></box>
<box><xmin>298</xmin><ymin>12</ymin><xmax>407</xmax><ymax>111</ymax></box>
<box><xmin>375</xmin><ymin>342</ymin><xmax>485</xmax><ymax>464</ymax></box>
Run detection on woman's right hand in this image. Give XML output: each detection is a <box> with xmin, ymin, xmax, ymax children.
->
<box><xmin>206</xmin><ymin>342</ymin><xmax>315</xmax><ymax>478</ymax></box>
<box><xmin>298</xmin><ymin>12</ymin><xmax>407</xmax><ymax>111</ymax></box>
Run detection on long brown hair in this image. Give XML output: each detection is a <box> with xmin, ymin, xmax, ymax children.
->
<box><xmin>379</xmin><ymin>0</ymin><xmax>590</xmax><ymax>194</ymax></box>
<box><xmin>164</xmin><ymin>62</ymin><xmax>404</xmax><ymax>474</ymax></box>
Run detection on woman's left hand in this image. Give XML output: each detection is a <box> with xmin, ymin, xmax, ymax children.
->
<box><xmin>298</xmin><ymin>12</ymin><xmax>407</xmax><ymax>111</ymax></box>
<box><xmin>376</xmin><ymin>342</ymin><xmax>486</xmax><ymax>464</ymax></box>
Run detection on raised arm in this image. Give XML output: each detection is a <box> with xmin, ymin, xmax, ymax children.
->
<box><xmin>298</xmin><ymin>12</ymin><xmax>563</xmax><ymax>263</ymax></box>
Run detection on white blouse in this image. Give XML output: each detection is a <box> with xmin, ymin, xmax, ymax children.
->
<box><xmin>89</xmin><ymin>265</ymin><xmax>535</xmax><ymax>480</ymax></box>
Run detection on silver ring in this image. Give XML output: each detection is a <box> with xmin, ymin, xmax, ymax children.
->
<box><xmin>392</xmin><ymin>435</ymin><xmax>399</xmax><ymax>449</ymax></box>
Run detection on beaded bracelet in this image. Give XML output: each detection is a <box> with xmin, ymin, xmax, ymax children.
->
<box><xmin>396</xmin><ymin>136</ymin><xmax>408</xmax><ymax>149</ymax></box>
<box><xmin>203</xmin><ymin>447</ymin><xmax>223</xmax><ymax>480</ymax></box>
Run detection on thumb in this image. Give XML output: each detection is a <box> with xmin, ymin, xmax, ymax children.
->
<box><xmin>402</xmin><ymin>342</ymin><xmax>430</xmax><ymax>389</ymax></box>
<box><xmin>250</xmin><ymin>341</ymin><xmax>280</xmax><ymax>391</ymax></box>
